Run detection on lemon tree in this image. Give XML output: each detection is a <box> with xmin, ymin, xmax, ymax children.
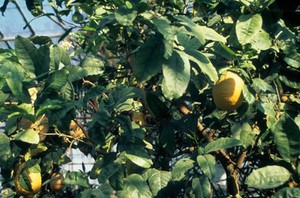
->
<box><xmin>0</xmin><ymin>0</ymin><xmax>299</xmax><ymax>197</ymax></box>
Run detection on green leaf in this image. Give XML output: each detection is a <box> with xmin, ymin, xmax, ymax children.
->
<box><xmin>117</xmin><ymin>174</ymin><xmax>152</xmax><ymax>198</ymax></box>
<box><xmin>35</xmin><ymin>45</ymin><xmax>50</xmax><ymax>77</ymax></box>
<box><xmin>284</xmin><ymin>53</ymin><xmax>300</xmax><ymax>68</ymax></box>
<box><xmin>43</xmin><ymin>69</ymin><xmax>69</xmax><ymax>93</ymax></box>
<box><xmin>186</xmin><ymin>49</ymin><xmax>218</xmax><ymax>83</ymax></box>
<box><xmin>12</xmin><ymin>129</ymin><xmax>39</xmax><ymax>144</ymax></box>
<box><xmin>200</xmin><ymin>26</ymin><xmax>226</xmax><ymax>43</ymax></box>
<box><xmin>76</xmin><ymin>189</ymin><xmax>109</xmax><ymax>198</ymax></box>
<box><xmin>49</xmin><ymin>44</ymin><xmax>71</xmax><ymax>71</ymax></box>
<box><xmin>152</xmin><ymin>18</ymin><xmax>174</xmax><ymax>59</ymax></box>
<box><xmin>133</xmin><ymin>36</ymin><xmax>164</xmax><ymax>82</ymax></box>
<box><xmin>125</xmin><ymin>147</ymin><xmax>153</xmax><ymax>168</ymax></box>
<box><xmin>142</xmin><ymin>168</ymin><xmax>171</xmax><ymax>197</ymax></box>
<box><xmin>35</xmin><ymin>99</ymin><xmax>63</xmax><ymax>118</ymax></box>
<box><xmin>243</xmin><ymin>85</ymin><xmax>256</xmax><ymax>105</ymax></box>
<box><xmin>236</xmin><ymin>14</ymin><xmax>263</xmax><ymax>45</ymax></box>
<box><xmin>212</xmin><ymin>42</ymin><xmax>236</xmax><ymax>60</ymax></box>
<box><xmin>279</xmin><ymin>75</ymin><xmax>300</xmax><ymax>89</ymax></box>
<box><xmin>176</xmin><ymin>31</ymin><xmax>202</xmax><ymax>50</ymax></box>
<box><xmin>172</xmin><ymin>158</ymin><xmax>194</xmax><ymax>181</ymax></box>
<box><xmin>192</xmin><ymin>176</ymin><xmax>211</xmax><ymax>198</ymax></box>
<box><xmin>162</xmin><ymin>50</ymin><xmax>190</xmax><ymax>99</ymax></box>
<box><xmin>245</xmin><ymin>165</ymin><xmax>290</xmax><ymax>189</ymax></box>
<box><xmin>81</xmin><ymin>57</ymin><xmax>105</xmax><ymax>75</ymax></box>
<box><xmin>0</xmin><ymin>133</ymin><xmax>11</xmax><ymax>164</ymax></box>
<box><xmin>273</xmin><ymin>187</ymin><xmax>300</xmax><ymax>198</ymax></box>
<box><xmin>250</xmin><ymin>30</ymin><xmax>272</xmax><ymax>50</ymax></box>
<box><xmin>98</xmin><ymin>163</ymin><xmax>122</xmax><ymax>184</ymax></box>
<box><xmin>196</xmin><ymin>154</ymin><xmax>216</xmax><ymax>180</ymax></box>
<box><xmin>115</xmin><ymin>6</ymin><xmax>138</xmax><ymax>26</ymax></box>
<box><xmin>204</xmin><ymin>137</ymin><xmax>242</xmax><ymax>153</ymax></box>
<box><xmin>175</xmin><ymin>16</ymin><xmax>205</xmax><ymax>46</ymax></box>
<box><xmin>64</xmin><ymin>171</ymin><xmax>90</xmax><ymax>188</ymax></box>
<box><xmin>14</xmin><ymin>36</ymin><xmax>37</xmax><ymax>78</ymax></box>
<box><xmin>232</xmin><ymin>122</ymin><xmax>258</xmax><ymax>147</ymax></box>
<box><xmin>271</xmin><ymin>113</ymin><xmax>300</xmax><ymax>162</ymax></box>
<box><xmin>252</xmin><ymin>78</ymin><xmax>275</xmax><ymax>92</ymax></box>
<box><xmin>6</xmin><ymin>78</ymin><xmax>31</xmax><ymax>103</ymax></box>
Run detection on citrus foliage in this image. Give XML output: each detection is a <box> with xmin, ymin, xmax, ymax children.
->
<box><xmin>0</xmin><ymin>0</ymin><xmax>299</xmax><ymax>197</ymax></box>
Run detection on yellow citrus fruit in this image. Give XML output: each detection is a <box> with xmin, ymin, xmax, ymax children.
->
<box><xmin>212</xmin><ymin>71</ymin><xmax>244</xmax><ymax>112</ymax></box>
<box><xmin>14</xmin><ymin>162</ymin><xmax>42</xmax><ymax>197</ymax></box>
<box><xmin>50</xmin><ymin>173</ymin><xmax>64</xmax><ymax>191</ymax></box>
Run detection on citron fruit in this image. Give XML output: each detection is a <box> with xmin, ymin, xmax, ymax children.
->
<box><xmin>212</xmin><ymin>71</ymin><xmax>244</xmax><ymax>112</ymax></box>
<box><xmin>14</xmin><ymin>162</ymin><xmax>42</xmax><ymax>197</ymax></box>
<box><xmin>50</xmin><ymin>173</ymin><xmax>64</xmax><ymax>191</ymax></box>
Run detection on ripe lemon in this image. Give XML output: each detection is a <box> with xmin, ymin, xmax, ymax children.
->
<box><xmin>14</xmin><ymin>162</ymin><xmax>42</xmax><ymax>197</ymax></box>
<box><xmin>212</xmin><ymin>71</ymin><xmax>244</xmax><ymax>112</ymax></box>
<box><xmin>50</xmin><ymin>173</ymin><xmax>64</xmax><ymax>191</ymax></box>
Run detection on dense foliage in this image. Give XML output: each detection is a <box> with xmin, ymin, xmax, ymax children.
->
<box><xmin>0</xmin><ymin>0</ymin><xmax>299</xmax><ymax>197</ymax></box>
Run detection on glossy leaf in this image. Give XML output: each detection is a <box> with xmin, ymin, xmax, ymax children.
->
<box><xmin>175</xmin><ymin>16</ymin><xmax>205</xmax><ymax>45</ymax></box>
<box><xmin>236</xmin><ymin>14</ymin><xmax>263</xmax><ymax>45</ymax></box>
<box><xmin>192</xmin><ymin>176</ymin><xmax>211</xmax><ymax>198</ymax></box>
<box><xmin>250</xmin><ymin>30</ymin><xmax>272</xmax><ymax>50</ymax></box>
<box><xmin>272</xmin><ymin>113</ymin><xmax>300</xmax><ymax>162</ymax></box>
<box><xmin>200</xmin><ymin>26</ymin><xmax>226</xmax><ymax>43</ymax></box>
<box><xmin>14</xmin><ymin>36</ymin><xmax>37</xmax><ymax>78</ymax></box>
<box><xmin>245</xmin><ymin>165</ymin><xmax>290</xmax><ymax>189</ymax></box>
<box><xmin>196</xmin><ymin>154</ymin><xmax>216</xmax><ymax>180</ymax></box>
<box><xmin>142</xmin><ymin>168</ymin><xmax>171</xmax><ymax>197</ymax></box>
<box><xmin>204</xmin><ymin>137</ymin><xmax>242</xmax><ymax>153</ymax></box>
<box><xmin>12</xmin><ymin>129</ymin><xmax>39</xmax><ymax>144</ymax></box>
<box><xmin>273</xmin><ymin>187</ymin><xmax>300</xmax><ymax>198</ymax></box>
<box><xmin>43</xmin><ymin>69</ymin><xmax>69</xmax><ymax>93</ymax></box>
<box><xmin>186</xmin><ymin>49</ymin><xmax>218</xmax><ymax>83</ymax></box>
<box><xmin>284</xmin><ymin>53</ymin><xmax>300</xmax><ymax>68</ymax></box>
<box><xmin>172</xmin><ymin>158</ymin><xmax>194</xmax><ymax>181</ymax></box>
<box><xmin>117</xmin><ymin>174</ymin><xmax>152</xmax><ymax>198</ymax></box>
<box><xmin>162</xmin><ymin>50</ymin><xmax>190</xmax><ymax>99</ymax></box>
<box><xmin>49</xmin><ymin>44</ymin><xmax>71</xmax><ymax>71</ymax></box>
<box><xmin>252</xmin><ymin>78</ymin><xmax>275</xmax><ymax>92</ymax></box>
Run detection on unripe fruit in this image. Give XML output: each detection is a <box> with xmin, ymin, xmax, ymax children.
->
<box><xmin>212</xmin><ymin>71</ymin><xmax>244</xmax><ymax>112</ymax></box>
<box><xmin>281</xmin><ymin>95</ymin><xmax>288</xmax><ymax>103</ymax></box>
<box><xmin>14</xmin><ymin>162</ymin><xmax>42</xmax><ymax>197</ymax></box>
<box><xmin>50</xmin><ymin>173</ymin><xmax>64</xmax><ymax>191</ymax></box>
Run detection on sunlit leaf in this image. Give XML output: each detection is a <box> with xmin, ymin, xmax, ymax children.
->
<box><xmin>273</xmin><ymin>187</ymin><xmax>300</xmax><ymax>198</ymax></box>
<box><xmin>142</xmin><ymin>168</ymin><xmax>171</xmax><ymax>197</ymax></box>
<box><xmin>172</xmin><ymin>158</ymin><xmax>194</xmax><ymax>181</ymax></box>
<box><xmin>12</xmin><ymin>129</ymin><xmax>39</xmax><ymax>144</ymax></box>
<box><xmin>117</xmin><ymin>174</ymin><xmax>152</xmax><ymax>198</ymax></box>
<box><xmin>204</xmin><ymin>137</ymin><xmax>242</xmax><ymax>153</ymax></box>
<box><xmin>236</xmin><ymin>14</ymin><xmax>263</xmax><ymax>45</ymax></box>
<box><xmin>245</xmin><ymin>165</ymin><xmax>290</xmax><ymax>189</ymax></box>
<box><xmin>175</xmin><ymin>16</ymin><xmax>205</xmax><ymax>45</ymax></box>
<box><xmin>186</xmin><ymin>49</ymin><xmax>218</xmax><ymax>83</ymax></box>
<box><xmin>196</xmin><ymin>154</ymin><xmax>216</xmax><ymax>180</ymax></box>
